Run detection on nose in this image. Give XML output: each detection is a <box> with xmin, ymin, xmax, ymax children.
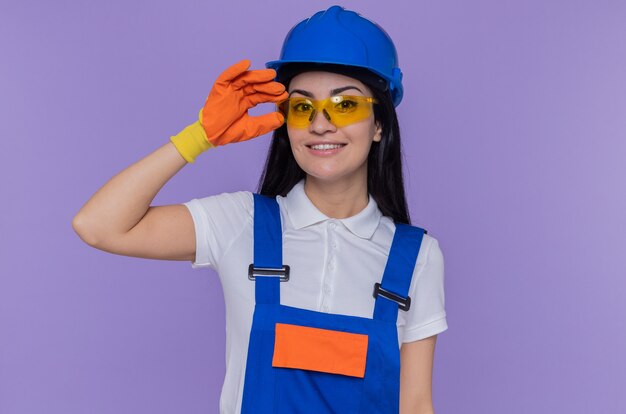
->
<box><xmin>309</xmin><ymin>108</ymin><xmax>337</xmax><ymax>134</ymax></box>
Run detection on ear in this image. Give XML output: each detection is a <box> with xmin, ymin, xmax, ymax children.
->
<box><xmin>373</xmin><ymin>121</ymin><xmax>382</xmax><ymax>142</ymax></box>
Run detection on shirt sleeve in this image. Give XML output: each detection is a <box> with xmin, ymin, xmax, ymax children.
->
<box><xmin>182</xmin><ymin>191</ymin><xmax>253</xmax><ymax>271</ymax></box>
<box><xmin>402</xmin><ymin>235</ymin><xmax>448</xmax><ymax>343</ymax></box>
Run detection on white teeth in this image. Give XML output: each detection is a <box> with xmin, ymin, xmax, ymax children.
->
<box><xmin>310</xmin><ymin>144</ymin><xmax>345</xmax><ymax>150</ymax></box>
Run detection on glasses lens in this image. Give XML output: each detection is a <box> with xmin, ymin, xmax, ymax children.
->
<box><xmin>286</xmin><ymin>98</ymin><xmax>314</xmax><ymax>128</ymax></box>
<box><xmin>281</xmin><ymin>96</ymin><xmax>376</xmax><ymax>129</ymax></box>
<box><xmin>327</xmin><ymin>96</ymin><xmax>373</xmax><ymax>127</ymax></box>
<box><xmin>330</xmin><ymin>96</ymin><xmax>360</xmax><ymax>113</ymax></box>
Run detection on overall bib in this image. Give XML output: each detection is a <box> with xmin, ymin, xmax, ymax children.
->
<box><xmin>241</xmin><ymin>194</ymin><xmax>425</xmax><ymax>414</ymax></box>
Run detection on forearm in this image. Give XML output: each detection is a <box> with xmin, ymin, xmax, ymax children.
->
<box><xmin>72</xmin><ymin>141</ymin><xmax>188</xmax><ymax>244</ymax></box>
<box><xmin>401</xmin><ymin>405</ymin><xmax>434</xmax><ymax>414</ymax></box>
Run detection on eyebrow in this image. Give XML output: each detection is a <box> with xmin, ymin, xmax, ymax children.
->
<box><xmin>288</xmin><ymin>86</ymin><xmax>363</xmax><ymax>98</ymax></box>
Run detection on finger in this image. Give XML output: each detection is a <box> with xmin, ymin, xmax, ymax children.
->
<box><xmin>245</xmin><ymin>91</ymin><xmax>289</xmax><ymax>107</ymax></box>
<box><xmin>239</xmin><ymin>112</ymin><xmax>285</xmax><ymax>142</ymax></box>
<box><xmin>215</xmin><ymin>59</ymin><xmax>251</xmax><ymax>85</ymax></box>
<box><xmin>241</xmin><ymin>81</ymin><xmax>286</xmax><ymax>96</ymax></box>
<box><xmin>230</xmin><ymin>69</ymin><xmax>278</xmax><ymax>89</ymax></box>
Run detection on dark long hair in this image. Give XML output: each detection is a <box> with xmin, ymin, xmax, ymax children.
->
<box><xmin>256</xmin><ymin>63</ymin><xmax>411</xmax><ymax>225</ymax></box>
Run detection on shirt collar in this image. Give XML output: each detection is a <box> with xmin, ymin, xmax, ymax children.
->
<box><xmin>282</xmin><ymin>179</ymin><xmax>382</xmax><ymax>239</ymax></box>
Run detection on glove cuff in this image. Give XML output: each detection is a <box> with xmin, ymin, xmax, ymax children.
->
<box><xmin>170</xmin><ymin>119</ymin><xmax>214</xmax><ymax>163</ymax></box>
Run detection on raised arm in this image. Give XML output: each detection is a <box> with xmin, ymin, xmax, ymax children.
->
<box><xmin>71</xmin><ymin>59</ymin><xmax>287</xmax><ymax>261</ymax></box>
<box><xmin>71</xmin><ymin>141</ymin><xmax>196</xmax><ymax>260</ymax></box>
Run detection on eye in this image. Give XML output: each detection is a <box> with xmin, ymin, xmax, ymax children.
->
<box><xmin>290</xmin><ymin>99</ymin><xmax>314</xmax><ymax>113</ymax></box>
<box><xmin>293</xmin><ymin>103</ymin><xmax>313</xmax><ymax>112</ymax></box>
<box><xmin>333</xmin><ymin>99</ymin><xmax>358</xmax><ymax>113</ymax></box>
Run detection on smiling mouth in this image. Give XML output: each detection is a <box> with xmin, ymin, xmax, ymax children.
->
<box><xmin>306</xmin><ymin>143</ymin><xmax>347</xmax><ymax>150</ymax></box>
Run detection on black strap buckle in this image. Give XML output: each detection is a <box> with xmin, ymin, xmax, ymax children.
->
<box><xmin>248</xmin><ymin>264</ymin><xmax>290</xmax><ymax>282</ymax></box>
<box><xmin>373</xmin><ymin>282</ymin><xmax>411</xmax><ymax>311</ymax></box>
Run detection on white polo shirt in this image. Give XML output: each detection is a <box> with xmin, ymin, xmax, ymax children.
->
<box><xmin>183</xmin><ymin>178</ymin><xmax>447</xmax><ymax>414</ymax></box>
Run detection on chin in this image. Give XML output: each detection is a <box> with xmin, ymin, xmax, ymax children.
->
<box><xmin>302</xmin><ymin>166</ymin><xmax>365</xmax><ymax>184</ymax></box>
<box><xmin>294</xmin><ymin>154</ymin><xmax>367</xmax><ymax>183</ymax></box>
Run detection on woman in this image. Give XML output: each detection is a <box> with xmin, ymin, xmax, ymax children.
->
<box><xmin>72</xmin><ymin>5</ymin><xmax>447</xmax><ymax>414</ymax></box>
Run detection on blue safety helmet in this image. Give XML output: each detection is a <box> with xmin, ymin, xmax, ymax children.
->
<box><xmin>266</xmin><ymin>5</ymin><xmax>404</xmax><ymax>107</ymax></box>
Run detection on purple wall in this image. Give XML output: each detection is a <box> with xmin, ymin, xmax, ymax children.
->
<box><xmin>1</xmin><ymin>1</ymin><xmax>625</xmax><ymax>413</ymax></box>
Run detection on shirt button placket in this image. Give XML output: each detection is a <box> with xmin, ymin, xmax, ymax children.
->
<box><xmin>322</xmin><ymin>220</ymin><xmax>338</xmax><ymax>313</ymax></box>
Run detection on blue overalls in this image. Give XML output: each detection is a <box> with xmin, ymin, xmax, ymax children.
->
<box><xmin>241</xmin><ymin>193</ymin><xmax>426</xmax><ymax>413</ymax></box>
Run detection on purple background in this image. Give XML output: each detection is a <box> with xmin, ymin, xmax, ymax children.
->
<box><xmin>1</xmin><ymin>1</ymin><xmax>625</xmax><ymax>413</ymax></box>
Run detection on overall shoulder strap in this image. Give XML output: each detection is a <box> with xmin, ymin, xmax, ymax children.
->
<box><xmin>251</xmin><ymin>193</ymin><xmax>285</xmax><ymax>305</ymax></box>
<box><xmin>373</xmin><ymin>223</ymin><xmax>426</xmax><ymax>323</ymax></box>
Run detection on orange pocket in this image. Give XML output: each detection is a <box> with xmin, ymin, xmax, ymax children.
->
<box><xmin>272</xmin><ymin>323</ymin><xmax>368</xmax><ymax>378</ymax></box>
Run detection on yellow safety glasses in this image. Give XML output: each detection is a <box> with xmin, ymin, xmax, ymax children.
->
<box><xmin>277</xmin><ymin>95</ymin><xmax>378</xmax><ymax>129</ymax></box>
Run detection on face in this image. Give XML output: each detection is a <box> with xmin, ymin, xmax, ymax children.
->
<box><xmin>285</xmin><ymin>71</ymin><xmax>382</xmax><ymax>184</ymax></box>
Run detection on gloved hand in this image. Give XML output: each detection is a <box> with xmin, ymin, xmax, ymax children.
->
<box><xmin>170</xmin><ymin>59</ymin><xmax>288</xmax><ymax>163</ymax></box>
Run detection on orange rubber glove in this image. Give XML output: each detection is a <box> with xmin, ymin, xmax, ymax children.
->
<box><xmin>170</xmin><ymin>59</ymin><xmax>288</xmax><ymax>163</ymax></box>
<box><xmin>201</xmin><ymin>59</ymin><xmax>287</xmax><ymax>146</ymax></box>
